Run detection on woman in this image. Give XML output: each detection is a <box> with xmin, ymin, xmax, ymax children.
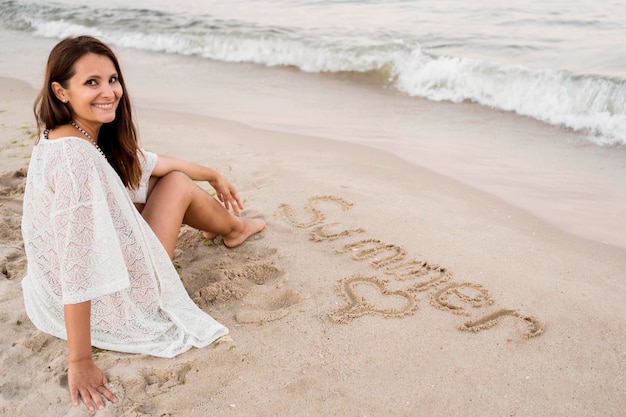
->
<box><xmin>21</xmin><ymin>36</ymin><xmax>265</xmax><ymax>412</ymax></box>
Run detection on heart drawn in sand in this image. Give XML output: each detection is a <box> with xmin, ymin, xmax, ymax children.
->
<box><xmin>328</xmin><ymin>274</ymin><xmax>419</xmax><ymax>323</ymax></box>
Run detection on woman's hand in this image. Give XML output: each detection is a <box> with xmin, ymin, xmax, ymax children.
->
<box><xmin>68</xmin><ymin>358</ymin><xmax>117</xmax><ymax>412</ymax></box>
<box><xmin>209</xmin><ymin>172</ymin><xmax>244</xmax><ymax>213</ymax></box>
<box><xmin>64</xmin><ymin>302</ymin><xmax>116</xmax><ymax>411</ymax></box>
<box><xmin>152</xmin><ymin>154</ymin><xmax>244</xmax><ymax>212</ymax></box>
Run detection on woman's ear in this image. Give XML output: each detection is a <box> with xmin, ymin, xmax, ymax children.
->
<box><xmin>51</xmin><ymin>81</ymin><xmax>68</xmax><ymax>103</ymax></box>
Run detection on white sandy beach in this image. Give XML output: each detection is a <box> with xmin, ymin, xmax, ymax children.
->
<box><xmin>1</xmin><ymin>70</ymin><xmax>625</xmax><ymax>417</ymax></box>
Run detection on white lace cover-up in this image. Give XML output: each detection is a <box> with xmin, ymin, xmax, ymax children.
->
<box><xmin>21</xmin><ymin>136</ymin><xmax>228</xmax><ymax>358</ymax></box>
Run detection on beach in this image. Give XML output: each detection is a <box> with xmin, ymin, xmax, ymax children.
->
<box><xmin>1</xmin><ymin>0</ymin><xmax>626</xmax><ymax>409</ymax></box>
<box><xmin>1</xmin><ymin>52</ymin><xmax>626</xmax><ymax>417</ymax></box>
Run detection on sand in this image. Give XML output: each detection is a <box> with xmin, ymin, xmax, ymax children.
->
<box><xmin>1</xmin><ymin>74</ymin><xmax>625</xmax><ymax>417</ymax></box>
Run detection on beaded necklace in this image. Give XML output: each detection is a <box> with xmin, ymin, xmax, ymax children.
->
<box><xmin>70</xmin><ymin>121</ymin><xmax>107</xmax><ymax>159</ymax></box>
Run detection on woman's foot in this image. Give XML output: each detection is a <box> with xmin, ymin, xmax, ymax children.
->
<box><xmin>222</xmin><ymin>218</ymin><xmax>266</xmax><ymax>248</ymax></box>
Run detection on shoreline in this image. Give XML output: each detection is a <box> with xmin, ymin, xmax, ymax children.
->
<box><xmin>0</xmin><ymin>66</ymin><xmax>626</xmax><ymax>249</ymax></box>
<box><xmin>2</xmin><ymin>69</ymin><xmax>626</xmax><ymax>255</ymax></box>
<box><xmin>0</xmin><ymin>26</ymin><xmax>625</xmax><ymax>248</ymax></box>
<box><xmin>119</xmin><ymin>48</ymin><xmax>626</xmax><ymax>251</ymax></box>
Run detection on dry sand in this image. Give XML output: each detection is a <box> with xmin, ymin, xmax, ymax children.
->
<box><xmin>1</xmin><ymin>76</ymin><xmax>625</xmax><ymax>416</ymax></box>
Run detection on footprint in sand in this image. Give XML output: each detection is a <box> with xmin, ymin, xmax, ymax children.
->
<box><xmin>143</xmin><ymin>362</ymin><xmax>193</xmax><ymax>393</ymax></box>
<box><xmin>173</xmin><ymin>226</ymin><xmax>301</xmax><ymax>323</ymax></box>
<box><xmin>174</xmin><ymin>227</ymin><xmax>280</xmax><ymax>301</ymax></box>
<box><xmin>188</xmin><ymin>257</ymin><xmax>284</xmax><ymax>305</ymax></box>
<box><xmin>235</xmin><ymin>289</ymin><xmax>302</xmax><ymax>324</ymax></box>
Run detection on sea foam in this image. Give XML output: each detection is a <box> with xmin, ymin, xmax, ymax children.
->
<box><xmin>6</xmin><ymin>0</ymin><xmax>624</xmax><ymax>146</ymax></box>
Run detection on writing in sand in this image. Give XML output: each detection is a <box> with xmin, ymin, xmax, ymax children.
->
<box><xmin>279</xmin><ymin>195</ymin><xmax>544</xmax><ymax>340</ymax></box>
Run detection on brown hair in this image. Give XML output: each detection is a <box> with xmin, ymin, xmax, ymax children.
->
<box><xmin>34</xmin><ymin>35</ymin><xmax>142</xmax><ymax>189</ymax></box>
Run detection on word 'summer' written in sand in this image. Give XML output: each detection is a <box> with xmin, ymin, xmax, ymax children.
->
<box><xmin>279</xmin><ymin>196</ymin><xmax>544</xmax><ymax>340</ymax></box>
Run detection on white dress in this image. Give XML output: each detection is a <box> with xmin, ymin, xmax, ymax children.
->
<box><xmin>21</xmin><ymin>135</ymin><xmax>228</xmax><ymax>358</ymax></box>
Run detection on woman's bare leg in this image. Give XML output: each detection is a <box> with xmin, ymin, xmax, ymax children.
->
<box><xmin>139</xmin><ymin>171</ymin><xmax>265</xmax><ymax>258</ymax></box>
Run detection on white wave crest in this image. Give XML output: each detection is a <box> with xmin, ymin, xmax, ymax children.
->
<box><xmin>394</xmin><ymin>50</ymin><xmax>626</xmax><ymax>145</ymax></box>
<box><xmin>30</xmin><ymin>19</ymin><xmax>104</xmax><ymax>40</ymax></box>
<box><xmin>27</xmin><ymin>17</ymin><xmax>626</xmax><ymax>146</ymax></box>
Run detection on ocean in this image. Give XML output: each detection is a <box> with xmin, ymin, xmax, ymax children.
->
<box><xmin>0</xmin><ymin>0</ymin><xmax>625</xmax><ymax>247</ymax></box>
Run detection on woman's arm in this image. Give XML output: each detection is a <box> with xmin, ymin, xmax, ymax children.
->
<box><xmin>64</xmin><ymin>301</ymin><xmax>117</xmax><ymax>411</ymax></box>
<box><xmin>151</xmin><ymin>154</ymin><xmax>244</xmax><ymax>213</ymax></box>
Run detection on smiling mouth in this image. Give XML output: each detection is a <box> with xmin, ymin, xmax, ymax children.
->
<box><xmin>93</xmin><ymin>103</ymin><xmax>115</xmax><ymax>110</ymax></box>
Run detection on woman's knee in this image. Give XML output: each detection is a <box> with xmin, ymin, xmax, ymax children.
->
<box><xmin>160</xmin><ymin>171</ymin><xmax>195</xmax><ymax>191</ymax></box>
<box><xmin>148</xmin><ymin>171</ymin><xmax>195</xmax><ymax>201</ymax></box>
<box><xmin>162</xmin><ymin>170</ymin><xmax>192</xmax><ymax>183</ymax></box>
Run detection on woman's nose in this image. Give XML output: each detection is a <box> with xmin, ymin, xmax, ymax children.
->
<box><xmin>100</xmin><ymin>83</ymin><xmax>115</xmax><ymax>97</ymax></box>
<box><xmin>100</xmin><ymin>83</ymin><xmax>116</xmax><ymax>98</ymax></box>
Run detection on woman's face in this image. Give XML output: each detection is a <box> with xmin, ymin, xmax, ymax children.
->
<box><xmin>53</xmin><ymin>53</ymin><xmax>123</xmax><ymax>132</ymax></box>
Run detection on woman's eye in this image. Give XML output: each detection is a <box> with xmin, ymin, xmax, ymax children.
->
<box><xmin>109</xmin><ymin>76</ymin><xmax>118</xmax><ymax>83</ymax></box>
<box><xmin>86</xmin><ymin>79</ymin><xmax>97</xmax><ymax>86</ymax></box>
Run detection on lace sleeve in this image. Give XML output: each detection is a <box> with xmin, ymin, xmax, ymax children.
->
<box><xmin>127</xmin><ymin>150</ymin><xmax>158</xmax><ymax>204</ymax></box>
<box><xmin>52</xmin><ymin>143</ymin><xmax>130</xmax><ymax>304</ymax></box>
